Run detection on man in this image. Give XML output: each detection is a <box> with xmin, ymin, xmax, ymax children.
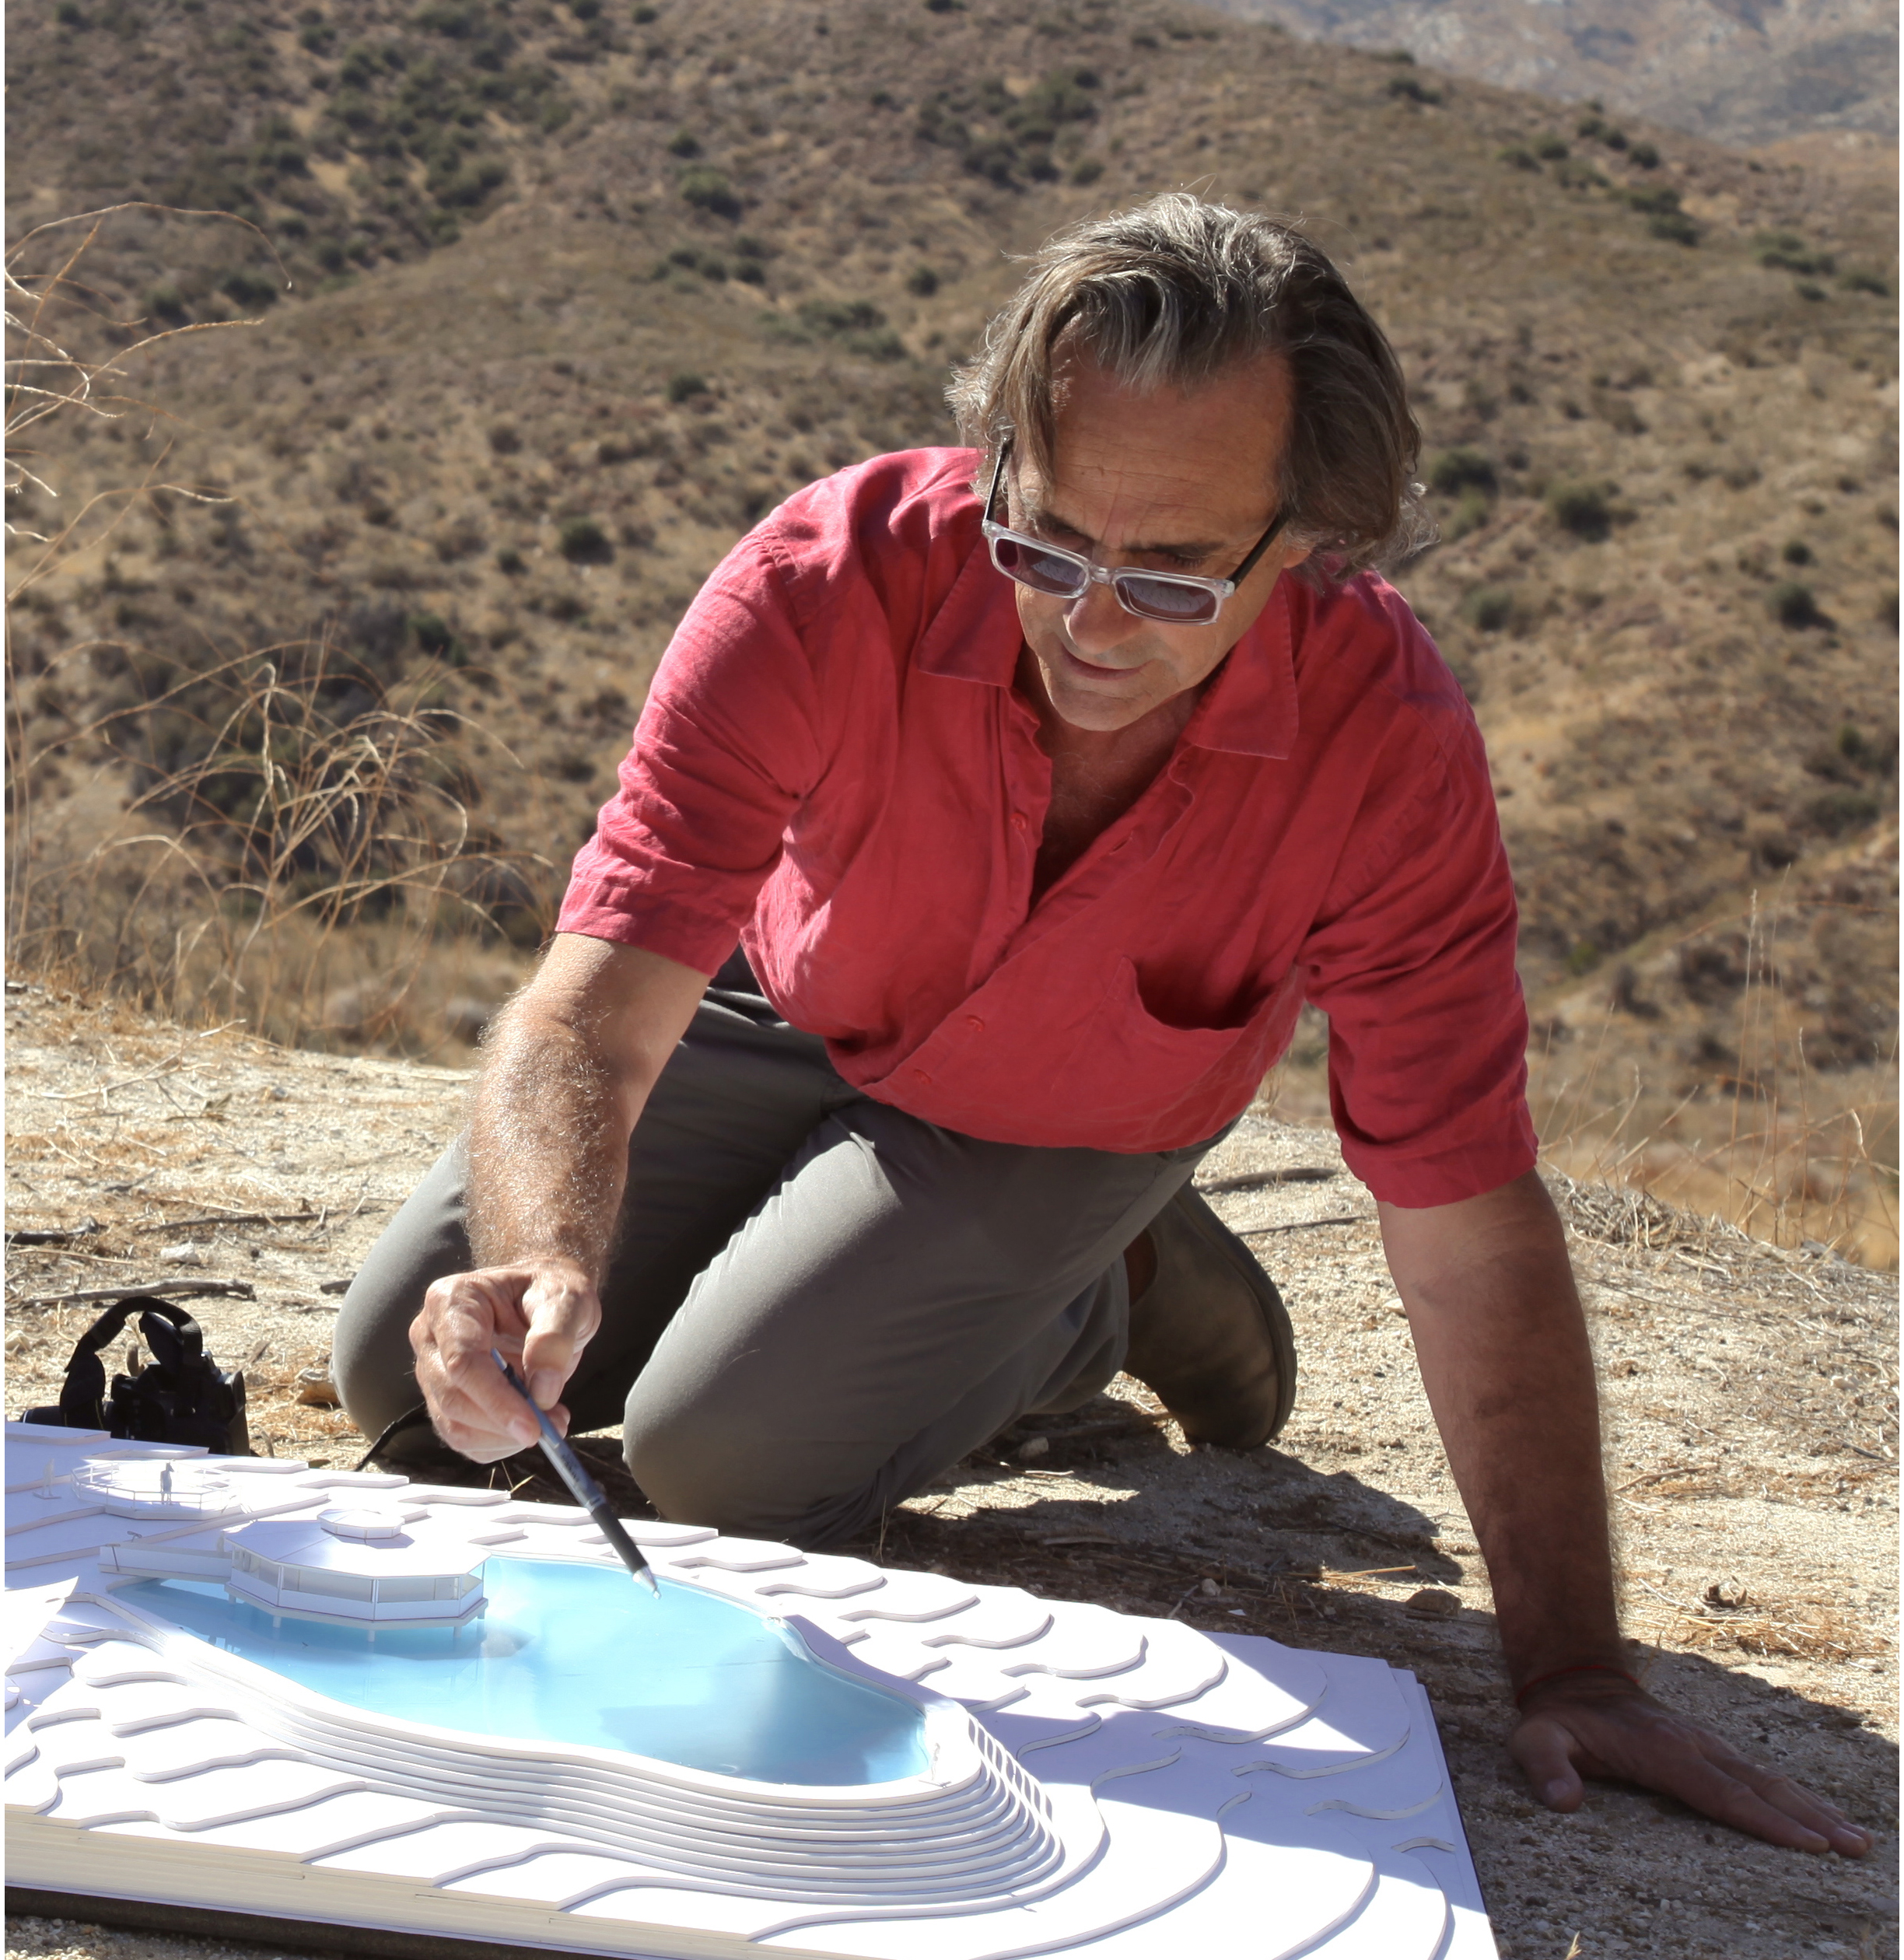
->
<box><xmin>335</xmin><ymin>194</ymin><xmax>1869</xmax><ymax>1856</ymax></box>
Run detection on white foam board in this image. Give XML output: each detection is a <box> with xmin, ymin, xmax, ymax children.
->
<box><xmin>5</xmin><ymin>1425</ymin><xmax>1496</xmax><ymax>1956</ymax></box>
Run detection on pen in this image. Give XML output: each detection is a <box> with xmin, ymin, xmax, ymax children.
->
<box><xmin>491</xmin><ymin>1348</ymin><xmax>660</xmax><ymax>1598</ymax></box>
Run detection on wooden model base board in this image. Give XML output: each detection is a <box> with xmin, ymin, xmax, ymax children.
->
<box><xmin>6</xmin><ymin>1427</ymin><xmax>1497</xmax><ymax>1958</ymax></box>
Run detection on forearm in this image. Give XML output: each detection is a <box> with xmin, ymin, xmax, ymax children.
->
<box><xmin>1380</xmin><ymin>1171</ymin><xmax>1622</xmax><ymax>1685</ymax></box>
<box><xmin>463</xmin><ymin>936</ymin><xmax>709</xmax><ymax>1282</ymax></box>
<box><xmin>464</xmin><ymin>1004</ymin><xmax>648</xmax><ymax>1280</ymax></box>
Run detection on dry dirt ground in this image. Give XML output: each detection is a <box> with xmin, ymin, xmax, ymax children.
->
<box><xmin>4</xmin><ymin>987</ymin><xmax>1898</xmax><ymax>1960</ymax></box>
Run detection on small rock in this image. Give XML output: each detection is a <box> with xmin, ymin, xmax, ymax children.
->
<box><xmin>296</xmin><ymin>1366</ymin><xmax>341</xmax><ymax>1410</ymax></box>
<box><xmin>1016</xmin><ymin>1434</ymin><xmax>1050</xmax><ymax>1461</ymax></box>
<box><xmin>1703</xmin><ymin>1577</ymin><xmax>1749</xmax><ymax>1609</ymax></box>
<box><xmin>158</xmin><ymin>1243</ymin><xmax>206</xmax><ymax>1266</ymax></box>
<box><xmin>1405</xmin><ymin>1587</ymin><xmax>1461</xmax><ymax>1619</ymax></box>
<box><xmin>1199</xmin><ymin>1577</ymin><xmax>1220</xmax><ymax>1597</ymax></box>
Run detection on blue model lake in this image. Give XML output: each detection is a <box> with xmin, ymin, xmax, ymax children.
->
<box><xmin>118</xmin><ymin>1557</ymin><xmax>929</xmax><ymax>1786</ymax></box>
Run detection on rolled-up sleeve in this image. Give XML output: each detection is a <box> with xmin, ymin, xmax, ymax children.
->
<box><xmin>555</xmin><ymin>534</ymin><xmax>821</xmax><ymax>975</ymax></box>
<box><xmin>1300</xmin><ymin>707</ymin><xmax>1538</xmax><ymax>1209</ymax></box>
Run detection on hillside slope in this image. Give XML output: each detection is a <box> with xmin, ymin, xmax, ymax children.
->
<box><xmin>7</xmin><ymin>0</ymin><xmax>1897</xmax><ymax>1252</ymax></box>
<box><xmin>1202</xmin><ymin>0</ymin><xmax>1899</xmax><ymax>149</ymax></box>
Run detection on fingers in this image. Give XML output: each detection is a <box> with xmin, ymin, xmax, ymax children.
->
<box><xmin>1507</xmin><ymin>1713</ymin><xmax>1587</xmax><ymax>1813</ymax></box>
<box><xmin>1694</xmin><ymin>1735</ymin><xmax>1874</xmax><ymax>1857</ymax></box>
<box><xmin>409</xmin><ymin>1261</ymin><xmax>599</xmax><ymax>1461</ymax></box>
<box><xmin>520</xmin><ymin>1263</ymin><xmax>601</xmax><ymax>1409</ymax></box>
<box><xmin>1510</xmin><ymin>1690</ymin><xmax>1874</xmax><ymax>1857</ymax></box>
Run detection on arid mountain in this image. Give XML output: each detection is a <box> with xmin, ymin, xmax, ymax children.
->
<box><xmin>1202</xmin><ymin>0</ymin><xmax>1899</xmax><ymax>149</ymax></box>
<box><xmin>6</xmin><ymin>0</ymin><xmax>1897</xmax><ymax>1254</ymax></box>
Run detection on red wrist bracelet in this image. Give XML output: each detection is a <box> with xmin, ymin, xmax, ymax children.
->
<box><xmin>1513</xmin><ymin>1662</ymin><xmax>1642</xmax><ymax>1708</ymax></box>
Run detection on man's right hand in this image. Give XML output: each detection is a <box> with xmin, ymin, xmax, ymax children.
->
<box><xmin>408</xmin><ymin>1257</ymin><xmax>602</xmax><ymax>1461</ymax></box>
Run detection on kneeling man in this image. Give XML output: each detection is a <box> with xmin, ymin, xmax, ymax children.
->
<box><xmin>335</xmin><ymin>194</ymin><xmax>1868</xmax><ymax>1858</ymax></box>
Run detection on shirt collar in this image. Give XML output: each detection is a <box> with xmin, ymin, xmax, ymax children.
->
<box><xmin>915</xmin><ymin>524</ymin><xmax>1300</xmax><ymax>762</ymax></box>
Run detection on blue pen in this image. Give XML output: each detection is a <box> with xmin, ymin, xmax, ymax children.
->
<box><xmin>492</xmin><ymin>1349</ymin><xmax>659</xmax><ymax>1598</ymax></box>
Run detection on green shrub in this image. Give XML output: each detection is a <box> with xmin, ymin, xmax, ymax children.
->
<box><xmin>667</xmin><ymin>371</ymin><xmax>709</xmax><ymax>402</ymax></box>
<box><xmin>1836</xmin><ymin>723</ymin><xmax>1896</xmax><ymax>774</ymax></box>
<box><xmin>1781</xmin><ymin>538</ymin><xmax>1812</xmax><ymax>565</ymax></box>
<box><xmin>558</xmin><ymin>516</ymin><xmax>612</xmax><ymax>563</ymax></box>
<box><xmin>1429</xmin><ymin>446</ymin><xmax>1496</xmax><ymax>496</ymax></box>
<box><xmin>1805</xmin><ymin>789</ymin><xmax>1880</xmax><ymax>836</ymax></box>
<box><xmin>1461</xmin><ymin>585</ymin><xmax>1516</xmax><ymax>632</ymax></box>
<box><xmin>1629</xmin><ymin>140</ymin><xmax>1660</xmax><ymax>167</ymax></box>
<box><xmin>677</xmin><ymin>166</ymin><xmax>739</xmax><ymax>217</ymax></box>
<box><xmin>793</xmin><ymin>299</ymin><xmax>905</xmax><ymax>359</ymax></box>
<box><xmin>147</xmin><ymin>282</ymin><xmax>189</xmax><ymax>323</ymax></box>
<box><xmin>906</xmin><ymin>264</ymin><xmax>940</xmax><ymax>296</ymax></box>
<box><xmin>1447</xmin><ymin>486</ymin><xmax>1491</xmax><ymax>541</ymax></box>
<box><xmin>494</xmin><ymin>547</ymin><xmax>525</xmax><ymax>575</ymax></box>
<box><xmin>1648</xmin><ymin>211</ymin><xmax>1699</xmax><ymax>247</ymax></box>
<box><xmin>220</xmin><ymin>269</ymin><xmax>281</xmax><ymax>311</ymax></box>
<box><xmin>1576</xmin><ymin>114</ymin><xmax>1607</xmax><ymax>139</ymax></box>
<box><xmin>1497</xmin><ymin>145</ymin><xmax>1538</xmax><ymax>171</ymax></box>
<box><xmin>1755</xmin><ymin>231</ymin><xmax>1834</xmax><ymax>275</ymax></box>
<box><xmin>1768</xmin><ymin>581</ymin><xmax>1821</xmax><ymax>628</ymax></box>
<box><xmin>432</xmin><ymin>155</ymin><xmax>507</xmax><ymax>207</ymax></box>
<box><xmin>1566</xmin><ymin>940</ymin><xmax>1601</xmax><ymax>977</ymax></box>
<box><xmin>1534</xmin><ymin>135</ymin><xmax>1569</xmax><ymax>160</ymax></box>
<box><xmin>408</xmin><ymin>611</ymin><xmax>465</xmax><ymax>661</ymax></box>
<box><xmin>667</xmin><ymin>128</ymin><xmax>701</xmax><ymax>156</ymax></box>
<box><xmin>1552</xmin><ymin>159</ymin><xmax>1606</xmax><ymax>191</ymax></box>
<box><xmin>1545</xmin><ymin>479</ymin><xmax>1612</xmax><ymax>541</ymax></box>
<box><xmin>1070</xmin><ymin>156</ymin><xmax>1104</xmax><ymax>185</ymax></box>
<box><xmin>1386</xmin><ymin>74</ymin><xmax>1440</xmax><ymax>104</ymax></box>
<box><xmin>1839</xmin><ymin>268</ymin><xmax>1890</xmax><ymax>296</ymax></box>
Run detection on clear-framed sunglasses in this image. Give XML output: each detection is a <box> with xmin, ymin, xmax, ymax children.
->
<box><xmin>979</xmin><ymin>441</ymin><xmax>1288</xmax><ymax>626</ymax></box>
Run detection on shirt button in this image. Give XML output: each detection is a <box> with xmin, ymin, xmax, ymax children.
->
<box><xmin>911</xmin><ymin>1067</ymin><xmax>933</xmax><ymax>1086</ymax></box>
<box><xmin>1010</xmin><ymin>810</ymin><xmax>1029</xmax><ymax>834</ymax></box>
<box><xmin>964</xmin><ymin>1015</ymin><xmax>984</xmax><ymax>1032</ymax></box>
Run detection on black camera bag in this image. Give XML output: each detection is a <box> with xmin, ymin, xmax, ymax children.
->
<box><xmin>20</xmin><ymin>1296</ymin><xmax>251</xmax><ymax>1455</ymax></box>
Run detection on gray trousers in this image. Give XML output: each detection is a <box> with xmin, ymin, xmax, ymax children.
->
<box><xmin>331</xmin><ymin>957</ymin><xmax>1215</xmax><ymax>1549</ymax></box>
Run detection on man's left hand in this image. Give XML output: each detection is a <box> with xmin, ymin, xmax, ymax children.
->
<box><xmin>1510</xmin><ymin>1672</ymin><xmax>1874</xmax><ymax>1856</ymax></box>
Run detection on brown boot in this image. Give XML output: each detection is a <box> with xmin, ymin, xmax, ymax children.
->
<box><xmin>1122</xmin><ymin>1185</ymin><xmax>1297</xmax><ymax>1448</ymax></box>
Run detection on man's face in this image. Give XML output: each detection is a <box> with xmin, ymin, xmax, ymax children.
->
<box><xmin>1008</xmin><ymin>346</ymin><xmax>1311</xmax><ymax>735</ymax></box>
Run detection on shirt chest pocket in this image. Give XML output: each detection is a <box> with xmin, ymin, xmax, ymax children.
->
<box><xmin>1083</xmin><ymin>957</ymin><xmax>1307</xmax><ymax>1130</ymax></box>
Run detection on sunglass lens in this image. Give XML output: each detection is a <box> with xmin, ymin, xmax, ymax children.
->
<box><xmin>1120</xmin><ymin>575</ymin><xmax>1218</xmax><ymax>623</ymax></box>
<box><xmin>994</xmin><ymin>536</ymin><xmax>1085</xmax><ymax>597</ymax></box>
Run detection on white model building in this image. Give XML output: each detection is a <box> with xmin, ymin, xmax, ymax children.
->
<box><xmin>220</xmin><ymin>1511</ymin><xmax>486</xmax><ymax>1625</ymax></box>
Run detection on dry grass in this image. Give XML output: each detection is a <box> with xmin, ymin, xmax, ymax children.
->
<box><xmin>1640</xmin><ymin>1589</ymin><xmax>1889</xmax><ymax>1665</ymax></box>
<box><xmin>7</xmin><ymin>215</ymin><xmax>557</xmax><ymax>1051</ymax></box>
<box><xmin>1529</xmin><ymin>884</ymin><xmax>1899</xmax><ymax>1268</ymax></box>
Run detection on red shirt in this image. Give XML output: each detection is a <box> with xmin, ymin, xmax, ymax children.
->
<box><xmin>559</xmin><ymin>448</ymin><xmax>1536</xmax><ymax>1206</ymax></box>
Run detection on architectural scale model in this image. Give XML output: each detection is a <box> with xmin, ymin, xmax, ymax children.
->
<box><xmin>6</xmin><ymin>1424</ymin><xmax>1498</xmax><ymax>1958</ymax></box>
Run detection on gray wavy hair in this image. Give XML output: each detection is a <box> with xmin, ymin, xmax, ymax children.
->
<box><xmin>947</xmin><ymin>193</ymin><xmax>1429</xmax><ymax>578</ymax></box>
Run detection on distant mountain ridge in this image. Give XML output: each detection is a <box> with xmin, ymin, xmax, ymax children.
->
<box><xmin>1202</xmin><ymin>0</ymin><xmax>1899</xmax><ymax>146</ymax></box>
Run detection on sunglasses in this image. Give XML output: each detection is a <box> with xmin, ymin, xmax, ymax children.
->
<box><xmin>979</xmin><ymin>442</ymin><xmax>1288</xmax><ymax>626</ymax></box>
